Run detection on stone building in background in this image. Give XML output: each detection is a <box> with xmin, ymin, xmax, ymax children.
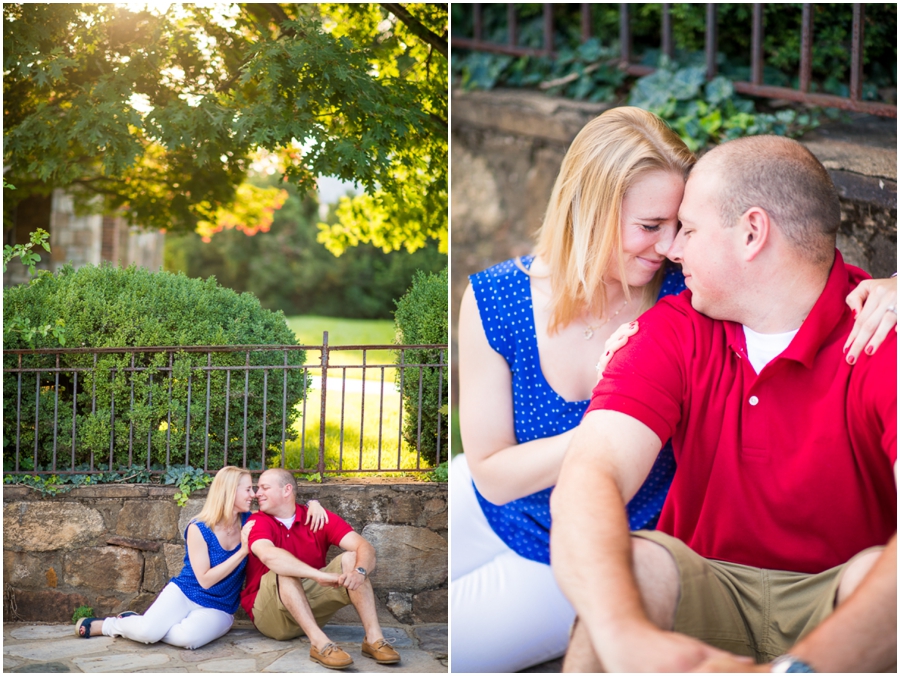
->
<box><xmin>3</xmin><ymin>189</ymin><xmax>164</xmax><ymax>286</ymax></box>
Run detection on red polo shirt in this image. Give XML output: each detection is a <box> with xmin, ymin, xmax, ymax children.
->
<box><xmin>239</xmin><ymin>504</ymin><xmax>353</xmax><ymax>619</ymax></box>
<box><xmin>588</xmin><ymin>251</ymin><xmax>896</xmax><ymax>573</ymax></box>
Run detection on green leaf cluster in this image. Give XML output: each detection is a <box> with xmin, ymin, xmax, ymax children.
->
<box><xmin>424</xmin><ymin>460</ymin><xmax>448</xmax><ymax>483</ymax></box>
<box><xmin>4</xmin><ymin>3</ymin><xmax>447</xmax><ymax>252</ymax></box>
<box><xmin>166</xmin><ymin>178</ymin><xmax>445</xmax><ymax>319</ymax></box>
<box><xmin>456</xmin><ymin>38</ymin><xmax>626</xmax><ymax>103</ymax></box>
<box><xmin>3</xmin><ymin>264</ymin><xmax>308</xmax><ymax>473</ymax></box>
<box><xmin>4</xmin><ymin>465</ymin><xmax>152</xmax><ymax>497</ymax></box>
<box><xmin>392</xmin><ymin>267</ymin><xmax>448</xmax><ymax>466</ymax></box>
<box><xmin>3</xmin><ymin>228</ymin><xmax>50</xmax><ymax>276</ymax></box>
<box><xmin>163</xmin><ymin>465</ymin><xmax>212</xmax><ymax>506</ymax></box>
<box><xmin>72</xmin><ymin>606</ymin><xmax>94</xmax><ymax>623</ymax></box>
<box><xmin>629</xmin><ymin>59</ymin><xmax>820</xmax><ymax>152</ymax></box>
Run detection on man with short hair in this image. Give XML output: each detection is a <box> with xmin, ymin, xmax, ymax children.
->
<box><xmin>241</xmin><ymin>468</ymin><xmax>400</xmax><ymax>670</ymax></box>
<box><xmin>551</xmin><ymin>135</ymin><xmax>896</xmax><ymax>673</ymax></box>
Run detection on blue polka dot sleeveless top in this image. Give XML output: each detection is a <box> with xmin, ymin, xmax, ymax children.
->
<box><xmin>470</xmin><ymin>256</ymin><xmax>686</xmax><ymax>565</ymax></box>
<box><xmin>171</xmin><ymin>512</ymin><xmax>249</xmax><ymax>614</ymax></box>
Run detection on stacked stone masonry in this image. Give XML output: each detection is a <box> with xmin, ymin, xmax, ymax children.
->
<box><xmin>3</xmin><ymin>481</ymin><xmax>447</xmax><ymax>626</ymax></box>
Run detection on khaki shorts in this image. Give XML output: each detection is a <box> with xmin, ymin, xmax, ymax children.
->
<box><xmin>632</xmin><ymin>530</ymin><xmax>883</xmax><ymax>663</ymax></box>
<box><xmin>252</xmin><ymin>553</ymin><xmax>351</xmax><ymax>641</ymax></box>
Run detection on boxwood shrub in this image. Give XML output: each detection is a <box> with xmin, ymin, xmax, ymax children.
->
<box><xmin>3</xmin><ymin>264</ymin><xmax>308</xmax><ymax>472</ymax></box>
<box><xmin>393</xmin><ymin>267</ymin><xmax>448</xmax><ymax>466</ymax></box>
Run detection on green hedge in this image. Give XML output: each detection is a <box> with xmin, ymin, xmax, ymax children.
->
<box><xmin>393</xmin><ymin>268</ymin><xmax>448</xmax><ymax>466</ymax></box>
<box><xmin>3</xmin><ymin>264</ymin><xmax>308</xmax><ymax>472</ymax></box>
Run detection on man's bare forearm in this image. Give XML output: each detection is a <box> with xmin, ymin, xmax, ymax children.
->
<box><xmin>257</xmin><ymin>545</ymin><xmax>325</xmax><ymax>579</ymax></box>
<box><xmin>788</xmin><ymin>534</ymin><xmax>896</xmax><ymax>672</ymax></box>
<box><xmin>550</xmin><ymin>442</ymin><xmax>653</xmax><ymax>656</ymax></box>
<box><xmin>549</xmin><ymin>412</ymin><xmax>732</xmax><ymax>672</ymax></box>
<box><xmin>353</xmin><ymin>540</ymin><xmax>376</xmax><ymax>574</ymax></box>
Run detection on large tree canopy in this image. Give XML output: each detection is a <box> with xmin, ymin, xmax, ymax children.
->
<box><xmin>3</xmin><ymin>3</ymin><xmax>447</xmax><ymax>253</ymax></box>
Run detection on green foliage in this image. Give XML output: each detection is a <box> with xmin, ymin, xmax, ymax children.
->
<box><xmin>165</xmin><ymin>180</ymin><xmax>445</xmax><ymax>320</ymax></box>
<box><xmin>4</xmin><ymin>3</ymin><xmax>447</xmax><ymax>253</ymax></box>
<box><xmin>457</xmin><ymin>38</ymin><xmax>627</xmax><ymax>103</ymax></box>
<box><xmin>629</xmin><ymin>59</ymin><xmax>820</xmax><ymax>152</ymax></box>
<box><xmin>314</xmin><ymin>3</ymin><xmax>448</xmax><ymax>254</ymax></box>
<box><xmin>451</xmin><ymin>4</ymin><xmax>895</xmax><ymax>101</ymax></box>
<box><xmin>4</xmin><ymin>227</ymin><xmax>68</xmax><ymax>349</ymax></box>
<box><xmin>425</xmin><ymin>460</ymin><xmax>448</xmax><ymax>483</ymax></box>
<box><xmin>72</xmin><ymin>606</ymin><xmax>94</xmax><ymax>623</ymax></box>
<box><xmin>4</xmin><ymin>473</ymin><xmax>68</xmax><ymax>497</ymax></box>
<box><xmin>4</xmin><ymin>316</ymin><xmax>66</xmax><ymax>349</ymax></box>
<box><xmin>2</xmin><ymin>264</ymin><xmax>308</xmax><ymax>473</ymax></box>
<box><xmin>4</xmin><ymin>466</ymin><xmax>152</xmax><ymax>497</ymax></box>
<box><xmin>164</xmin><ymin>466</ymin><xmax>212</xmax><ymax>506</ymax></box>
<box><xmin>393</xmin><ymin>268</ymin><xmax>448</xmax><ymax>466</ymax></box>
<box><xmin>3</xmin><ymin>228</ymin><xmax>50</xmax><ymax>276</ymax></box>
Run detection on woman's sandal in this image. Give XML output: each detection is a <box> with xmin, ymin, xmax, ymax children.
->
<box><xmin>75</xmin><ymin>617</ymin><xmax>99</xmax><ymax>638</ymax></box>
<box><xmin>117</xmin><ymin>611</ymin><xmax>138</xmax><ymax>619</ymax></box>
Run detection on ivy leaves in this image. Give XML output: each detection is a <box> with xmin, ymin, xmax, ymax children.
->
<box><xmin>629</xmin><ymin>60</ymin><xmax>820</xmax><ymax>152</ymax></box>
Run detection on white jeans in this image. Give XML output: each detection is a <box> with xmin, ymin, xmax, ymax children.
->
<box><xmin>450</xmin><ymin>454</ymin><xmax>575</xmax><ymax>673</ymax></box>
<box><xmin>102</xmin><ymin>581</ymin><xmax>234</xmax><ymax>649</ymax></box>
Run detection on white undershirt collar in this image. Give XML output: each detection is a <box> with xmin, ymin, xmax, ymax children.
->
<box><xmin>742</xmin><ymin>325</ymin><xmax>799</xmax><ymax>374</ymax></box>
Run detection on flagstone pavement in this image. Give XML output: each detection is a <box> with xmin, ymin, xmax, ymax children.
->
<box><xmin>3</xmin><ymin>621</ymin><xmax>447</xmax><ymax>673</ymax></box>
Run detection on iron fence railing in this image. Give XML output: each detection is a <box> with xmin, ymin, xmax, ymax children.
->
<box><xmin>2</xmin><ymin>332</ymin><xmax>447</xmax><ymax>476</ymax></box>
<box><xmin>452</xmin><ymin>3</ymin><xmax>896</xmax><ymax>118</ymax></box>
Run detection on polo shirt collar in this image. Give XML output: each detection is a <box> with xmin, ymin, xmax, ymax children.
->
<box><xmin>726</xmin><ymin>249</ymin><xmax>849</xmax><ymax>370</ymax></box>
<box><xmin>274</xmin><ymin>503</ymin><xmax>303</xmax><ymax>528</ymax></box>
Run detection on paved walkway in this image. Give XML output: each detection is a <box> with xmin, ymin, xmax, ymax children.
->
<box><xmin>3</xmin><ymin>622</ymin><xmax>447</xmax><ymax>673</ymax></box>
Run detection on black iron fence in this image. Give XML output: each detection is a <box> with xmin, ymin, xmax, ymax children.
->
<box><xmin>452</xmin><ymin>3</ymin><xmax>896</xmax><ymax>118</ymax></box>
<box><xmin>3</xmin><ymin>333</ymin><xmax>447</xmax><ymax>476</ymax></box>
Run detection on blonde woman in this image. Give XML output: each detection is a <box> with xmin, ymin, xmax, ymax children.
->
<box><xmin>75</xmin><ymin>466</ymin><xmax>327</xmax><ymax>649</ymax></box>
<box><xmin>451</xmin><ymin>107</ymin><xmax>896</xmax><ymax>672</ymax></box>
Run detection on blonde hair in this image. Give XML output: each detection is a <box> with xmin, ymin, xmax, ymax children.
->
<box><xmin>533</xmin><ymin>106</ymin><xmax>695</xmax><ymax>333</ymax></box>
<box><xmin>194</xmin><ymin>466</ymin><xmax>251</xmax><ymax>529</ymax></box>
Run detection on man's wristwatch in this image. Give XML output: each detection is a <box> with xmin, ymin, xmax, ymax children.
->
<box><xmin>771</xmin><ymin>655</ymin><xmax>816</xmax><ymax>673</ymax></box>
<box><xmin>355</xmin><ymin>566</ymin><xmax>367</xmax><ymax>577</ymax></box>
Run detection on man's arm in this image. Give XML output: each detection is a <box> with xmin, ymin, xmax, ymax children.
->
<box><xmin>551</xmin><ymin>409</ymin><xmax>731</xmax><ymax>672</ymax></box>
<box><xmin>250</xmin><ymin>538</ymin><xmax>341</xmax><ymax>587</ymax></box>
<box><xmin>337</xmin><ymin>531</ymin><xmax>376</xmax><ymax>591</ymax></box>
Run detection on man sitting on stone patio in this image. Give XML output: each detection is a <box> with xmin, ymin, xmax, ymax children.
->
<box><xmin>241</xmin><ymin>468</ymin><xmax>400</xmax><ymax>670</ymax></box>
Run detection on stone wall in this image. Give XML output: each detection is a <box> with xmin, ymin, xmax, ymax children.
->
<box><xmin>450</xmin><ymin>88</ymin><xmax>898</xmax><ymax>405</ymax></box>
<box><xmin>3</xmin><ymin>481</ymin><xmax>447</xmax><ymax>626</ymax></box>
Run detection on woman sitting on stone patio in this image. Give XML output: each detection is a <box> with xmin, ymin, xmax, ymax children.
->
<box><xmin>74</xmin><ymin>465</ymin><xmax>327</xmax><ymax>650</ymax></box>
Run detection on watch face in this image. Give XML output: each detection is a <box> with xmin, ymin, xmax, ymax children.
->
<box><xmin>356</xmin><ymin>567</ymin><xmax>367</xmax><ymax>575</ymax></box>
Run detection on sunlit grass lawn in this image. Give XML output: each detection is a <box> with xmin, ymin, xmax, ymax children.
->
<box><xmin>279</xmin><ymin>315</ymin><xmax>440</xmax><ymax>478</ymax></box>
<box><xmin>285</xmin><ymin>315</ymin><xmax>398</xmax><ymax>380</ymax></box>
<box><xmin>278</xmin><ymin>383</ymin><xmax>433</xmax><ymax>478</ymax></box>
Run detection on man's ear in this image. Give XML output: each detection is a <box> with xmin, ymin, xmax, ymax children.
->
<box><xmin>741</xmin><ymin>207</ymin><xmax>770</xmax><ymax>262</ymax></box>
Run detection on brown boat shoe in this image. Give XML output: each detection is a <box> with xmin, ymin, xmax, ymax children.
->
<box><xmin>362</xmin><ymin>637</ymin><xmax>401</xmax><ymax>664</ymax></box>
<box><xmin>310</xmin><ymin>642</ymin><xmax>353</xmax><ymax>670</ymax></box>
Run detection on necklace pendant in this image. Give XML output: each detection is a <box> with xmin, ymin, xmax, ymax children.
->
<box><xmin>583</xmin><ymin>328</ymin><xmax>594</xmax><ymax>340</ymax></box>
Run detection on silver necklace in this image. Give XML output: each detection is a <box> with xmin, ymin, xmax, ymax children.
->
<box><xmin>583</xmin><ymin>297</ymin><xmax>630</xmax><ymax>340</ymax></box>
